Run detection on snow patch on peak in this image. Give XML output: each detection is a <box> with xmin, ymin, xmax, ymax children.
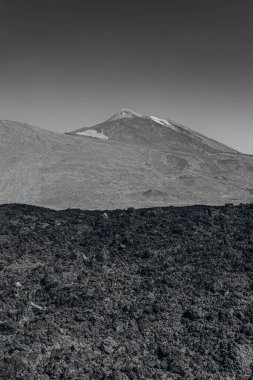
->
<box><xmin>150</xmin><ymin>116</ymin><xmax>170</xmax><ymax>126</ymax></box>
<box><xmin>76</xmin><ymin>129</ymin><xmax>109</xmax><ymax>140</ymax></box>
<box><xmin>149</xmin><ymin>116</ymin><xmax>177</xmax><ymax>130</ymax></box>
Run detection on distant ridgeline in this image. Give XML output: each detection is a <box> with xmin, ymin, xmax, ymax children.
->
<box><xmin>0</xmin><ymin>113</ymin><xmax>252</xmax><ymax>209</ymax></box>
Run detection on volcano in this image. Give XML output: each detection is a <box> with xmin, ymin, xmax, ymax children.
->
<box><xmin>69</xmin><ymin>109</ymin><xmax>238</xmax><ymax>154</ymax></box>
<box><xmin>0</xmin><ymin>112</ymin><xmax>252</xmax><ymax>209</ymax></box>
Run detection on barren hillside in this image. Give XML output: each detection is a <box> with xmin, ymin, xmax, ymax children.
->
<box><xmin>0</xmin><ymin>115</ymin><xmax>252</xmax><ymax>209</ymax></box>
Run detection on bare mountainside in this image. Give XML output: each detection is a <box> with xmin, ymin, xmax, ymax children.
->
<box><xmin>69</xmin><ymin>109</ymin><xmax>237</xmax><ymax>154</ymax></box>
<box><xmin>0</xmin><ymin>113</ymin><xmax>252</xmax><ymax>210</ymax></box>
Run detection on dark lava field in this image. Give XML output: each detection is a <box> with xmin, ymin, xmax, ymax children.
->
<box><xmin>0</xmin><ymin>203</ymin><xmax>253</xmax><ymax>380</ymax></box>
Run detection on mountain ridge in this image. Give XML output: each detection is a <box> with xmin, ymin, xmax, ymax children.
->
<box><xmin>0</xmin><ymin>114</ymin><xmax>252</xmax><ymax>209</ymax></box>
<box><xmin>69</xmin><ymin>109</ymin><xmax>238</xmax><ymax>155</ymax></box>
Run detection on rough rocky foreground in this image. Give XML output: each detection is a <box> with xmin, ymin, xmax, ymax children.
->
<box><xmin>0</xmin><ymin>203</ymin><xmax>253</xmax><ymax>379</ymax></box>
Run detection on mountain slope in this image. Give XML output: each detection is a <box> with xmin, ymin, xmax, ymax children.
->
<box><xmin>0</xmin><ymin>117</ymin><xmax>252</xmax><ymax>209</ymax></box>
<box><xmin>69</xmin><ymin>109</ymin><xmax>238</xmax><ymax>154</ymax></box>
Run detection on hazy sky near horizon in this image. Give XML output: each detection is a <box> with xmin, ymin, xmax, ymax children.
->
<box><xmin>0</xmin><ymin>0</ymin><xmax>252</xmax><ymax>153</ymax></box>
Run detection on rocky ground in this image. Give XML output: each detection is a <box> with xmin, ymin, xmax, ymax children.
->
<box><xmin>0</xmin><ymin>203</ymin><xmax>253</xmax><ymax>379</ymax></box>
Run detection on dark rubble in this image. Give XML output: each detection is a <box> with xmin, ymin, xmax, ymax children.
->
<box><xmin>0</xmin><ymin>203</ymin><xmax>253</xmax><ymax>380</ymax></box>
